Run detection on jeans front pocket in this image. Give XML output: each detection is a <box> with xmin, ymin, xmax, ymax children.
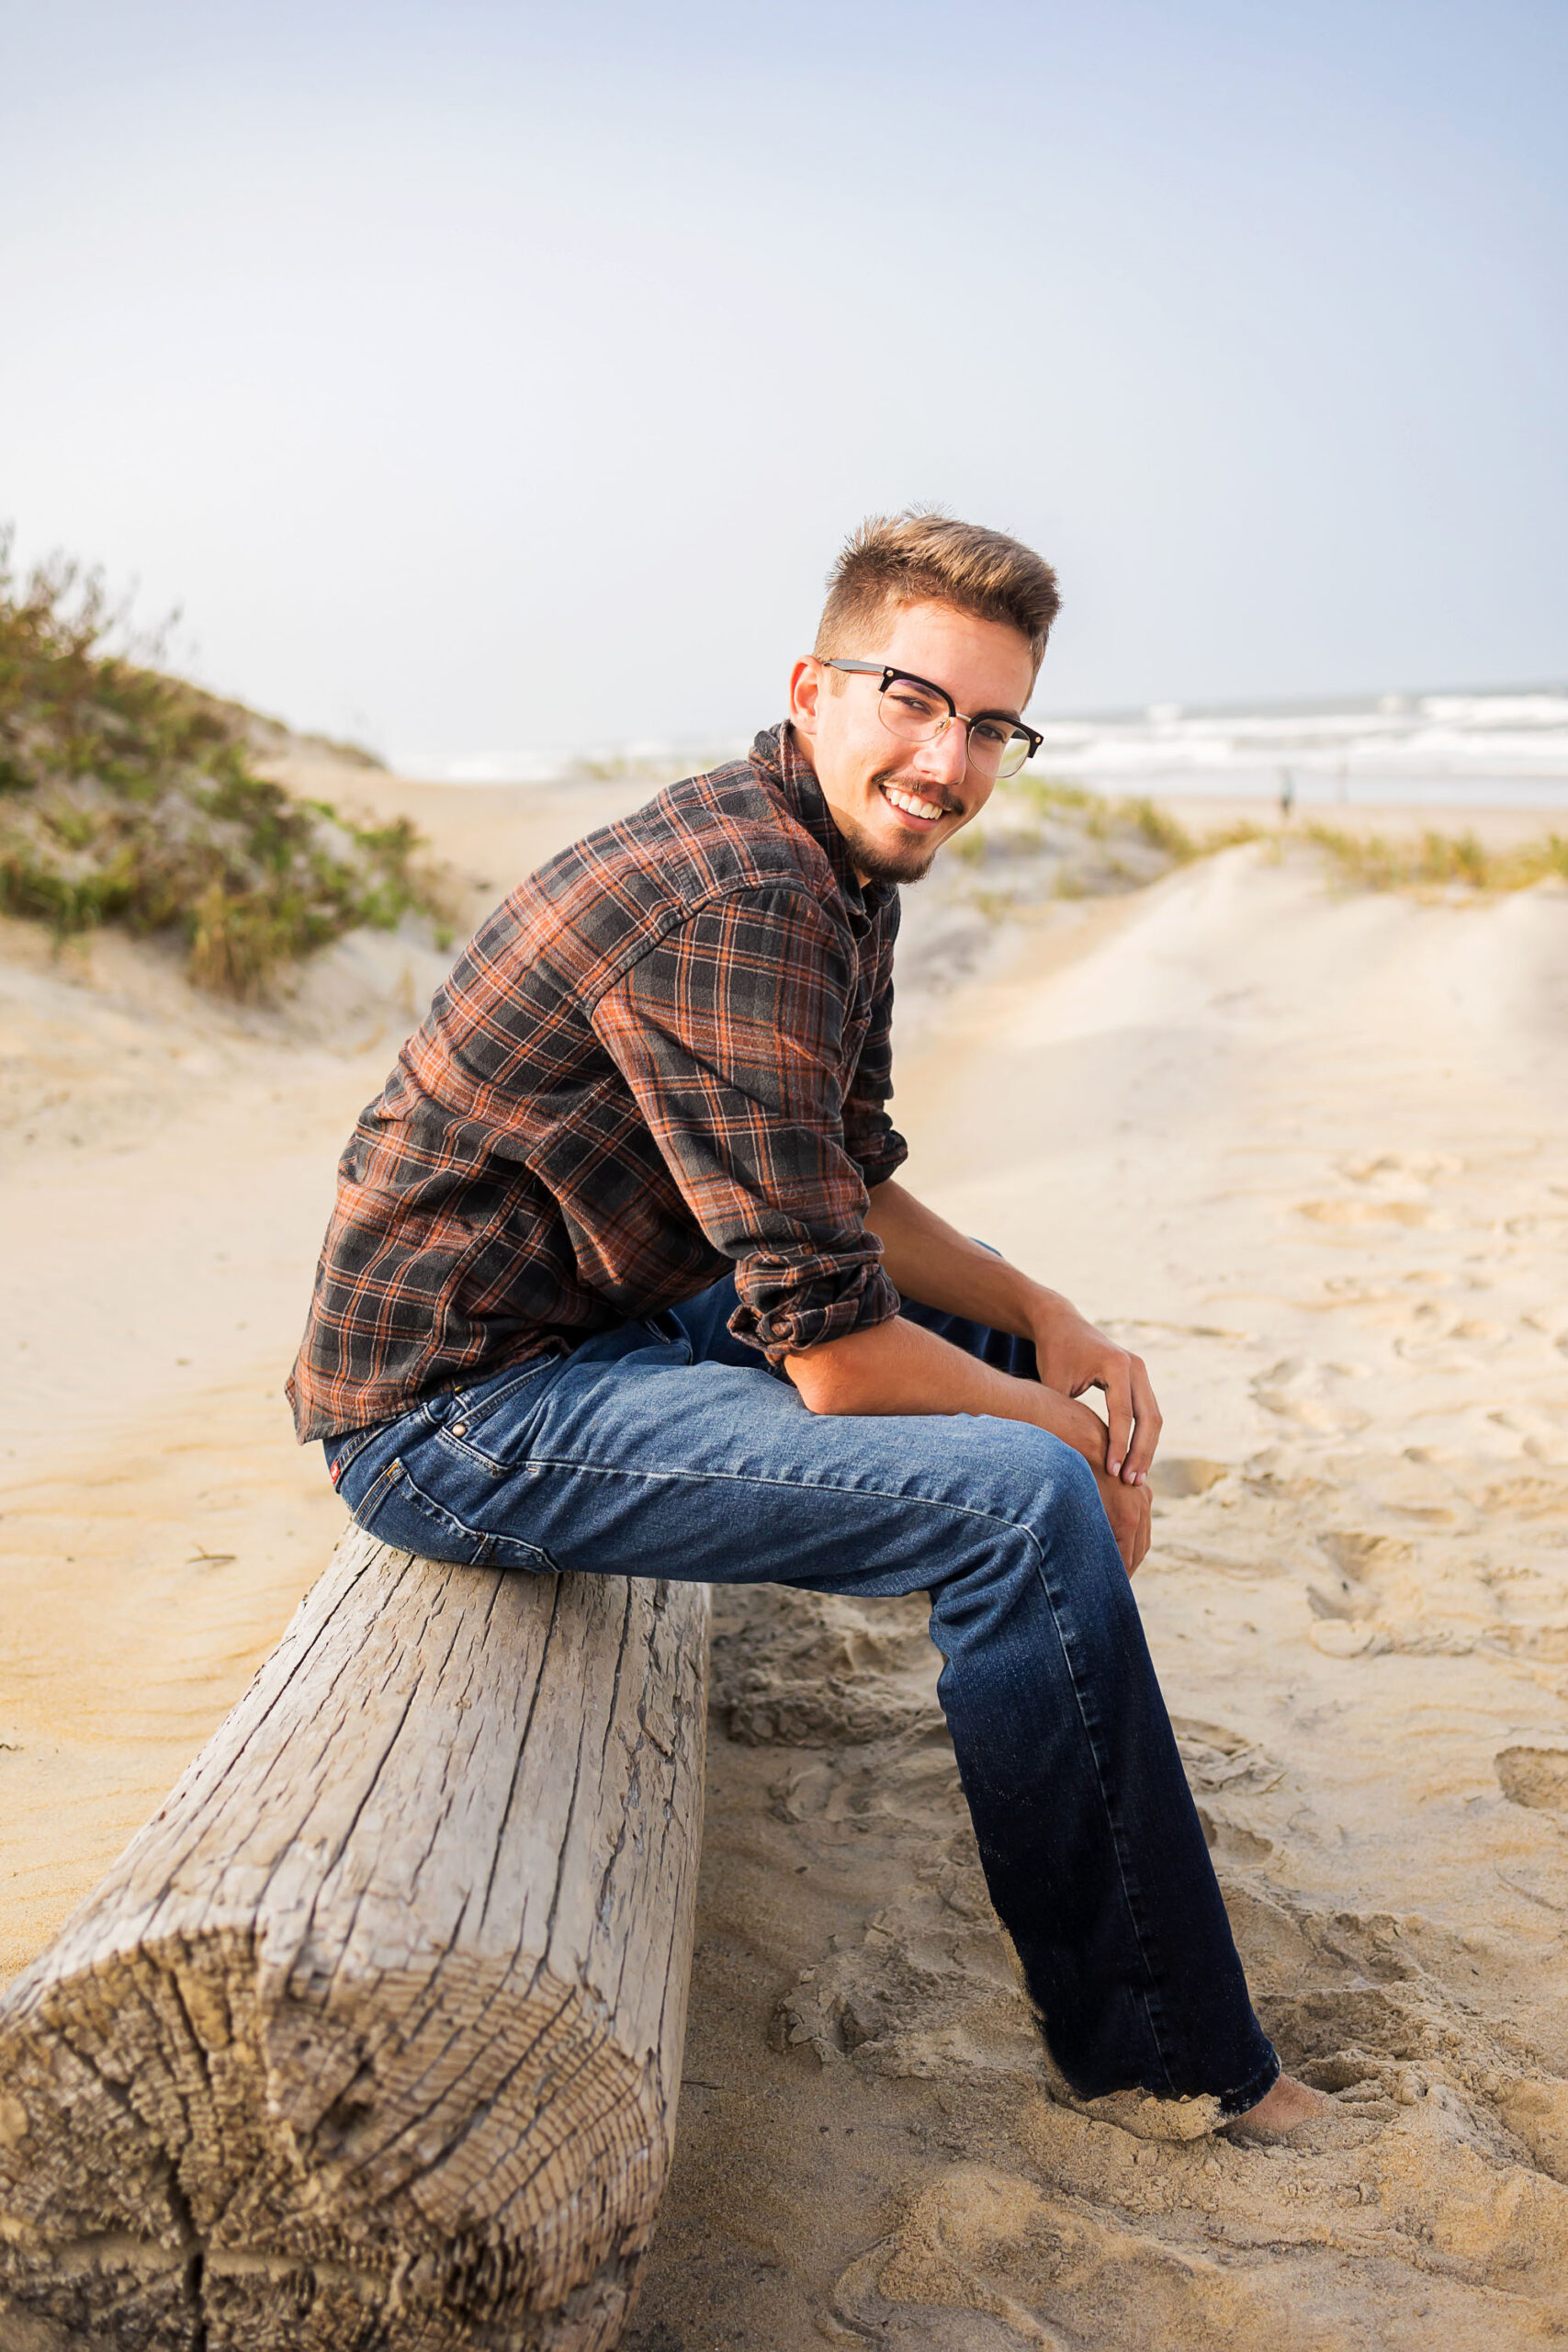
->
<box><xmin>436</xmin><ymin>1352</ymin><xmax>564</xmax><ymax>1473</ymax></box>
<box><xmin>355</xmin><ymin>1453</ymin><xmax>556</xmax><ymax>1574</ymax></box>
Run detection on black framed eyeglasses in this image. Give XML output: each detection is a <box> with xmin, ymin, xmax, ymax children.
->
<box><xmin>822</xmin><ymin>660</ymin><xmax>1043</xmax><ymax>781</ymax></box>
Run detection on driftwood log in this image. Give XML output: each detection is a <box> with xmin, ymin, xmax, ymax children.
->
<box><xmin>0</xmin><ymin>1527</ymin><xmax>710</xmax><ymax>2351</ymax></box>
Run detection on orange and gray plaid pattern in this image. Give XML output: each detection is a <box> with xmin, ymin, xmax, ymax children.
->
<box><xmin>287</xmin><ymin>725</ymin><xmax>908</xmax><ymax>1442</ymax></box>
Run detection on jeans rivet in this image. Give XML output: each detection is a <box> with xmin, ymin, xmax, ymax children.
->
<box><xmin>453</xmin><ymin>1422</ymin><xmax>467</xmax><ymax>1436</ymax></box>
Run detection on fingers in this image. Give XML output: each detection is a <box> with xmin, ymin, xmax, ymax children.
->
<box><xmin>1102</xmin><ymin>1360</ymin><xmax>1134</xmax><ymax>1482</ymax></box>
<box><xmin>1093</xmin><ymin>1466</ymin><xmax>1151</xmax><ymax>1577</ymax></box>
<box><xmin>1119</xmin><ymin>1501</ymin><xmax>1150</xmax><ymax>1577</ymax></box>
<box><xmin>1120</xmin><ymin>1356</ymin><xmax>1163</xmax><ymax>1486</ymax></box>
<box><xmin>1034</xmin><ymin>1306</ymin><xmax>1161</xmax><ymax>1487</ymax></box>
<box><xmin>1098</xmin><ymin>1351</ymin><xmax>1160</xmax><ymax>1487</ymax></box>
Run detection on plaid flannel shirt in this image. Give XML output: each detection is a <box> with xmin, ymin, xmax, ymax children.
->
<box><xmin>288</xmin><ymin>723</ymin><xmax>908</xmax><ymax>1442</ymax></box>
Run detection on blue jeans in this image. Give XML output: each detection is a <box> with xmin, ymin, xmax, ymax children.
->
<box><xmin>327</xmin><ymin>1276</ymin><xmax>1278</xmax><ymax>2113</ymax></box>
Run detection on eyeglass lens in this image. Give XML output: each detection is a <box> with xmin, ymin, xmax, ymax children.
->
<box><xmin>877</xmin><ymin>676</ymin><xmax>1032</xmax><ymax>779</ymax></box>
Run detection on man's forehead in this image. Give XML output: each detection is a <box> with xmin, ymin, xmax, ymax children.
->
<box><xmin>866</xmin><ymin>600</ymin><xmax>1036</xmax><ymax>712</ymax></box>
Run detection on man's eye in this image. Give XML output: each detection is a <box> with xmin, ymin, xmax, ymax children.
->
<box><xmin>891</xmin><ymin>689</ymin><xmax>943</xmax><ymax>718</ymax></box>
<box><xmin>971</xmin><ymin>721</ymin><xmax>1010</xmax><ymax>747</ymax></box>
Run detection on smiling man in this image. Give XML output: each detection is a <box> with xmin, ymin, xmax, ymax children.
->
<box><xmin>289</xmin><ymin>510</ymin><xmax>1320</xmax><ymax>2139</ymax></box>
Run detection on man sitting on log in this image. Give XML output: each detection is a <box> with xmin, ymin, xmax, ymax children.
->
<box><xmin>288</xmin><ymin>509</ymin><xmax>1321</xmax><ymax>2140</ymax></box>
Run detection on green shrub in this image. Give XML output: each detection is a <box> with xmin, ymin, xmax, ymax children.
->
<box><xmin>0</xmin><ymin>529</ymin><xmax>448</xmax><ymax>997</ymax></box>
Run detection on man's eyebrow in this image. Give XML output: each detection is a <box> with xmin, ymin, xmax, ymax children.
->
<box><xmin>897</xmin><ymin>667</ymin><xmax>1024</xmax><ymax>723</ymax></box>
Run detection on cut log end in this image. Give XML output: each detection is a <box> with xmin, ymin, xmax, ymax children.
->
<box><xmin>0</xmin><ymin>1532</ymin><xmax>710</xmax><ymax>2349</ymax></box>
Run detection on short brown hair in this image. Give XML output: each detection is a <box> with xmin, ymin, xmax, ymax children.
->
<box><xmin>814</xmin><ymin>508</ymin><xmax>1061</xmax><ymax>679</ymax></box>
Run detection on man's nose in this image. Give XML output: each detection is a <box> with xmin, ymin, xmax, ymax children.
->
<box><xmin>910</xmin><ymin>721</ymin><xmax>972</xmax><ymax>791</ymax></box>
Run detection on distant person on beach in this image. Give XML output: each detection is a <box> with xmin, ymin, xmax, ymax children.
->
<box><xmin>289</xmin><ymin>509</ymin><xmax>1323</xmax><ymax>2141</ymax></box>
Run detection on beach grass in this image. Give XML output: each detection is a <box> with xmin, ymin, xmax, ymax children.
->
<box><xmin>0</xmin><ymin>531</ymin><xmax>451</xmax><ymax>997</ymax></box>
<box><xmin>1306</xmin><ymin>821</ymin><xmax>1568</xmax><ymax>893</ymax></box>
<box><xmin>976</xmin><ymin>775</ymin><xmax>1565</xmax><ymax>899</ymax></box>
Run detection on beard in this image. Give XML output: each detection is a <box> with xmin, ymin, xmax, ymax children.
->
<box><xmin>838</xmin><ymin>763</ymin><xmax>963</xmax><ymax>886</ymax></box>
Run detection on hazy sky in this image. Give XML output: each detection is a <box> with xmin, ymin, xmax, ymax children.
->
<box><xmin>3</xmin><ymin>0</ymin><xmax>1564</xmax><ymax>769</ymax></box>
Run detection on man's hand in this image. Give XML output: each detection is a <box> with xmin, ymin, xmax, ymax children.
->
<box><xmin>1093</xmin><ymin>1462</ymin><xmax>1152</xmax><ymax>1576</ymax></box>
<box><xmin>852</xmin><ymin>1177</ymin><xmax>1164</xmax><ymax>1491</ymax></box>
<box><xmin>1029</xmin><ymin>1293</ymin><xmax>1161</xmax><ymax>1487</ymax></box>
<box><xmin>786</xmin><ymin>1321</ymin><xmax>1155</xmax><ymax>1575</ymax></box>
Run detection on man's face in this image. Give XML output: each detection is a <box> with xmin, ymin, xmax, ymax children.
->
<box><xmin>788</xmin><ymin>600</ymin><xmax>1036</xmax><ymax>885</ymax></box>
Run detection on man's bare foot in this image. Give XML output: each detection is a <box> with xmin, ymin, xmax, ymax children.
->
<box><xmin>1226</xmin><ymin>2073</ymin><xmax>1334</xmax><ymax>2142</ymax></box>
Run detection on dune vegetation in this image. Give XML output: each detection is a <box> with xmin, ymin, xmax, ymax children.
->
<box><xmin>0</xmin><ymin>532</ymin><xmax>448</xmax><ymax>998</ymax></box>
<box><xmin>1306</xmin><ymin>819</ymin><xmax>1568</xmax><ymax>892</ymax></box>
<box><xmin>961</xmin><ymin>771</ymin><xmax>1567</xmax><ymax>903</ymax></box>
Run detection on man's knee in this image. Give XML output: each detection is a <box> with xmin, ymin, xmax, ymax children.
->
<box><xmin>993</xmin><ymin>1429</ymin><xmax>1126</xmax><ymax>1600</ymax></box>
<box><xmin>983</xmin><ymin>1419</ymin><xmax>1100</xmax><ymax>1521</ymax></box>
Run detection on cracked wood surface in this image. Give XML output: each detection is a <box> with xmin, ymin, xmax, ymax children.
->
<box><xmin>0</xmin><ymin>1527</ymin><xmax>710</xmax><ymax>2349</ymax></box>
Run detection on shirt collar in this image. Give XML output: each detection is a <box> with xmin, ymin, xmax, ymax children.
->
<box><xmin>749</xmin><ymin>722</ymin><xmax>897</xmax><ymax>933</ymax></box>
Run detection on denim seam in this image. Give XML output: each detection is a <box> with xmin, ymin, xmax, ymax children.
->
<box><xmin>352</xmin><ymin>1454</ymin><xmax>406</xmax><ymax>1527</ymax></box>
<box><xmin>513</xmin><ymin>1451</ymin><xmax>1066</xmax><ymax>1531</ymax></box>
<box><xmin>436</xmin><ymin>1361</ymin><xmax>561</xmax><ymax>1471</ymax></box>
<box><xmin>1024</xmin><ymin>1544</ymin><xmax>1182</xmax><ymax>2099</ymax></box>
<box><xmin>373</xmin><ymin>1459</ymin><xmax>556</xmax><ymax>1571</ymax></box>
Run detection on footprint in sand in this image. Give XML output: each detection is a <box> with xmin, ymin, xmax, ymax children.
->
<box><xmin>1251</xmin><ymin>1356</ymin><xmax>1372</xmax><ymax>1433</ymax></box>
<box><xmin>1496</xmin><ymin>2078</ymin><xmax>1568</xmax><ymax>2183</ymax></box>
<box><xmin>1297</xmin><ymin>1196</ymin><xmax>1438</xmax><ymax>1227</ymax></box>
<box><xmin>1149</xmin><ymin>1456</ymin><xmax>1231</xmax><ymax>1499</ymax></box>
<box><xmin>1495</xmin><ymin>1747</ymin><xmax>1568</xmax><ymax>1813</ymax></box>
<box><xmin>824</xmin><ymin>2163</ymin><xmax>1328</xmax><ymax>2352</ymax></box>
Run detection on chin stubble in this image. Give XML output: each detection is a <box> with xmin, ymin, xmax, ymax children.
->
<box><xmin>850</xmin><ymin>770</ymin><xmax>959</xmax><ymax>883</ymax></box>
<box><xmin>840</xmin><ymin>815</ymin><xmax>940</xmax><ymax>886</ymax></box>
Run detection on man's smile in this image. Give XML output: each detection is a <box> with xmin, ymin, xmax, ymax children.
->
<box><xmin>878</xmin><ymin>778</ymin><xmax>959</xmax><ymax>827</ymax></box>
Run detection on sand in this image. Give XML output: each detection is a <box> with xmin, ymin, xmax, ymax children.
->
<box><xmin>4</xmin><ymin>784</ymin><xmax>1567</xmax><ymax>2347</ymax></box>
<box><xmin>0</xmin><ymin>769</ymin><xmax>650</xmax><ymax>1980</ymax></box>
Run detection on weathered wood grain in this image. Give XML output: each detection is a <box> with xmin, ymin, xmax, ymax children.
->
<box><xmin>0</xmin><ymin>1527</ymin><xmax>710</xmax><ymax>2350</ymax></box>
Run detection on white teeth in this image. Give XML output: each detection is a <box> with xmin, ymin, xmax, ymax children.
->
<box><xmin>883</xmin><ymin>785</ymin><xmax>947</xmax><ymax>821</ymax></box>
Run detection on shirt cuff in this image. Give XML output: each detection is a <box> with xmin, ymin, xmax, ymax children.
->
<box><xmin>728</xmin><ymin>1251</ymin><xmax>902</xmax><ymax>1364</ymax></box>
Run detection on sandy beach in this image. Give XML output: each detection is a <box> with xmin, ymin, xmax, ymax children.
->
<box><xmin>4</xmin><ymin>776</ymin><xmax>1567</xmax><ymax>2346</ymax></box>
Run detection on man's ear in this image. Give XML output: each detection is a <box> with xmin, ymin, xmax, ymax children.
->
<box><xmin>789</xmin><ymin>656</ymin><xmax>823</xmax><ymax>740</ymax></box>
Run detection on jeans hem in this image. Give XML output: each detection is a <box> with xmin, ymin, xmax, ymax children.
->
<box><xmin>1217</xmin><ymin>2046</ymin><xmax>1282</xmax><ymax>2119</ymax></box>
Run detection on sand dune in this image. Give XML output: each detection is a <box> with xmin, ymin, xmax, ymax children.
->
<box><xmin>4</xmin><ymin>803</ymin><xmax>1567</xmax><ymax>2347</ymax></box>
<box><xmin>629</xmin><ymin>842</ymin><xmax>1568</xmax><ymax>2347</ymax></box>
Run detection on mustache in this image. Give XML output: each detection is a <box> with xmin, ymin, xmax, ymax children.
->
<box><xmin>871</xmin><ymin>764</ymin><xmax>964</xmax><ymax>818</ymax></box>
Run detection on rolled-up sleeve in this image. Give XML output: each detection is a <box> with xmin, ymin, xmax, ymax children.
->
<box><xmin>591</xmin><ymin>886</ymin><xmax>902</xmax><ymax>1361</ymax></box>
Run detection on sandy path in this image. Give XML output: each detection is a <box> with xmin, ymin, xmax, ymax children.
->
<box><xmin>628</xmin><ymin>844</ymin><xmax>1568</xmax><ymax>2348</ymax></box>
<box><xmin>4</xmin><ymin>813</ymin><xmax>1567</xmax><ymax>2345</ymax></box>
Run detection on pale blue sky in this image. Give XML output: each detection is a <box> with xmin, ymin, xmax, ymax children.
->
<box><xmin>3</xmin><ymin>0</ymin><xmax>1563</xmax><ymax>765</ymax></box>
